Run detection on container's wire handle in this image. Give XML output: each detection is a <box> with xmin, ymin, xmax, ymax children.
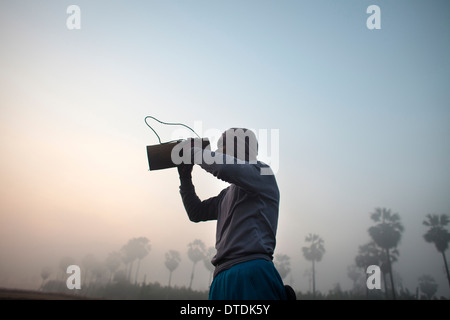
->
<box><xmin>144</xmin><ymin>115</ymin><xmax>201</xmax><ymax>144</ymax></box>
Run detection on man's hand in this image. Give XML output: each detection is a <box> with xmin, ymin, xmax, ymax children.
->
<box><xmin>177</xmin><ymin>163</ymin><xmax>194</xmax><ymax>179</ymax></box>
<box><xmin>188</xmin><ymin>137</ymin><xmax>208</xmax><ymax>149</ymax></box>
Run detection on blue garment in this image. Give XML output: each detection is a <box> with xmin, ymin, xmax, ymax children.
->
<box><xmin>209</xmin><ymin>259</ymin><xmax>287</xmax><ymax>300</ymax></box>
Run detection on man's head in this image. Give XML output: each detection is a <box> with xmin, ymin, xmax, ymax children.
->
<box><xmin>217</xmin><ymin>128</ymin><xmax>258</xmax><ymax>162</ymax></box>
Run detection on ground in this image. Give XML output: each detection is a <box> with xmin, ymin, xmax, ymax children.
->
<box><xmin>0</xmin><ymin>287</ymin><xmax>94</xmax><ymax>300</ymax></box>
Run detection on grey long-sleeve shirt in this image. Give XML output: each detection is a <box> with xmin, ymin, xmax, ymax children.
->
<box><xmin>179</xmin><ymin>148</ymin><xmax>280</xmax><ymax>277</ymax></box>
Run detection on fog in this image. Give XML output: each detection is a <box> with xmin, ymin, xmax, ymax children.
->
<box><xmin>1</xmin><ymin>1</ymin><xmax>449</xmax><ymax>299</ymax></box>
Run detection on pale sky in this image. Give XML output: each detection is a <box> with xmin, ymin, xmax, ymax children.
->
<box><xmin>1</xmin><ymin>0</ymin><xmax>449</xmax><ymax>297</ymax></box>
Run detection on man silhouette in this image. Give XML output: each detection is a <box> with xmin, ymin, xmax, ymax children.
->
<box><xmin>177</xmin><ymin>128</ymin><xmax>288</xmax><ymax>300</ymax></box>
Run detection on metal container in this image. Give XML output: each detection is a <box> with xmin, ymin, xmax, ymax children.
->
<box><xmin>146</xmin><ymin>139</ymin><xmax>210</xmax><ymax>171</ymax></box>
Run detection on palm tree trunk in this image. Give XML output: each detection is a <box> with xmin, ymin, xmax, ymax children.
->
<box><xmin>312</xmin><ymin>260</ymin><xmax>316</xmax><ymax>299</ymax></box>
<box><xmin>386</xmin><ymin>248</ymin><xmax>396</xmax><ymax>300</ymax></box>
<box><xmin>382</xmin><ymin>272</ymin><xmax>388</xmax><ymax>300</ymax></box>
<box><xmin>168</xmin><ymin>270</ymin><xmax>173</xmax><ymax>288</ymax></box>
<box><xmin>442</xmin><ymin>251</ymin><xmax>450</xmax><ymax>288</ymax></box>
<box><xmin>135</xmin><ymin>259</ymin><xmax>141</xmax><ymax>284</ymax></box>
<box><xmin>127</xmin><ymin>261</ymin><xmax>134</xmax><ymax>282</ymax></box>
<box><xmin>189</xmin><ymin>262</ymin><xmax>197</xmax><ymax>289</ymax></box>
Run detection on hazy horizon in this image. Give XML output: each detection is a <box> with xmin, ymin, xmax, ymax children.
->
<box><xmin>1</xmin><ymin>0</ymin><xmax>449</xmax><ymax>298</ymax></box>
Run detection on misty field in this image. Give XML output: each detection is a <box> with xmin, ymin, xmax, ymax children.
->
<box><xmin>2</xmin><ymin>211</ymin><xmax>449</xmax><ymax>300</ymax></box>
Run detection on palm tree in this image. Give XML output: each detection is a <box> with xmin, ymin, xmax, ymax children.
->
<box><xmin>302</xmin><ymin>233</ymin><xmax>325</xmax><ymax>298</ymax></box>
<box><xmin>121</xmin><ymin>241</ymin><xmax>136</xmax><ymax>282</ymax></box>
<box><xmin>347</xmin><ymin>264</ymin><xmax>367</xmax><ymax>296</ymax></box>
<box><xmin>274</xmin><ymin>254</ymin><xmax>291</xmax><ymax>280</ymax></box>
<box><xmin>368</xmin><ymin>207</ymin><xmax>404</xmax><ymax>299</ymax></box>
<box><xmin>418</xmin><ymin>274</ymin><xmax>438</xmax><ymax>300</ymax></box>
<box><xmin>133</xmin><ymin>237</ymin><xmax>151</xmax><ymax>284</ymax></box>
<box><xmin>40</xmin><ymin>266</ymin><xmax>52</xmax><ymax>290</ymax></box>
<box><xmin>165</xmin><ymin>250</ymin><xmax>181</xmax><ymax>287</ymax></box>
<box><xmin>121</xmin><ymin>237</ymin><xmax>151</xmax><ymax>283</ymax></box>
<box><xmin>381</xmin><ymin>248</ymin><xmax>400</xmax><ymax>298</ymax></box>
<box><xmin>105</xmin><ymin>251</ymin><xmax>122</xmax><ymax>283</ymax></box>
<box><xmin>187</xmin><ymin>239</ymin><xmax>206</xmax><ymax>289</ymax></box>
<box><xmin>303</xmin><ymin>268</ymin><xmax>312</xmax><ymax>292</ymax></box>
<box><xmin>355</xmin><ymin>241</ymin><xmax>380</xmax><ymax>298</ymax></box>
<box><xmin>423</xmin><ymin>213</ymin><xmax>450</xmax><ymax>288</ymax></box>
<box><xmin>355</xmin><ymin>242</ymin><xmax>381</xmax><ymax>270</ymax></box>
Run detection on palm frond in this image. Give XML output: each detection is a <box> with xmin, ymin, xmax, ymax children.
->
<box><xmin>440</xmin><ymin>214</ymin><xmax>450</xmax><ymax>226</ymax></box>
